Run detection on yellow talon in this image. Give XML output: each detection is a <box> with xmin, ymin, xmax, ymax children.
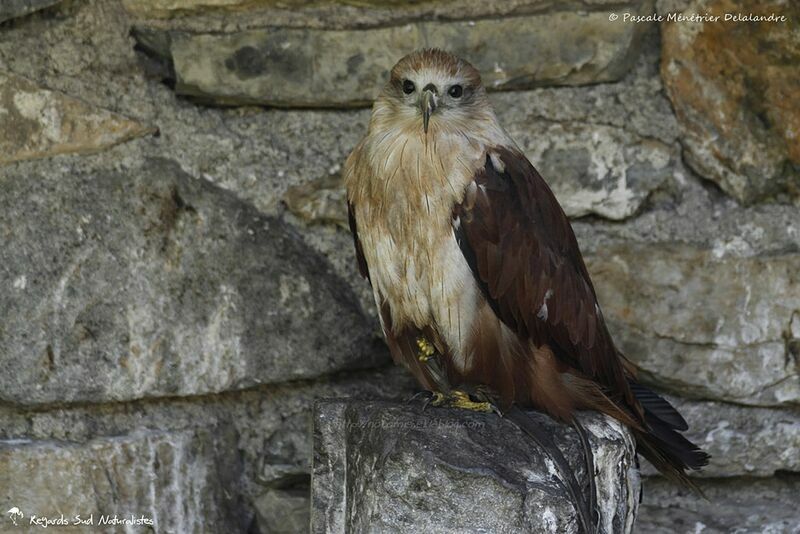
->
<box><xmin>428</xmin><ymin>391</ymin><xmax>446</xmax><ymax>406</ymax></box>
<box><xmin>449</xmin><ymin>390</ymin><xmax>494</xmax><ymax>413</ymax></box>
<box><xmin>416</xmin><ymin>336</ymin><xmax>436</xmax><ymax>361</ymax></box>
<box><xmin>429</xmin><ymin>390</ymin><xmax>493</xmax><ymax>413</ymax></box>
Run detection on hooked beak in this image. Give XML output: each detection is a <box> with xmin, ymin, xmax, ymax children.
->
<box><xmin>421</xmin><ymin>89</ymin><xmax>437</xmax><ymax>134</ymax></box>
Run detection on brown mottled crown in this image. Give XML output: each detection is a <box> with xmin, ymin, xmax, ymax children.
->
<box><xmin>389</xmin><ymin>48</ymin><xmax>482</xmax><ymax>88</ymax></box>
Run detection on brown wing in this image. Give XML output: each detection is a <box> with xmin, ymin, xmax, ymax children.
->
<box><xmin>348</xmin><ymin>201</ymin><xmax>370</xmax><ymax>282</ymax></box>
<box><xmin>453</xmin><ymin>146</ymin><xmax>630</xmax><ymax>400</ymax></box>
<box><xmin>454</xmin><ymin>147</ymin><xmax>710</xmax><ymax>480</ymax></box>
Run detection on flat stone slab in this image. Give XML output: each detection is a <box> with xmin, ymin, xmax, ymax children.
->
<box><xmin>0</xmin><ymin>428</ymin><xmax>246</xmax><ymax>532</ymax></box>
<box><xmin>0</xmin><ymin>157</ymin><xmax>386</xmax><ymax>406</ymax></box>
<box><xmin>639</xmin><ymin>397</ymin><xmax>800</xmax><ymax>478</ymax></box>
<box><xmin>661</xmin><ymin>0</ymin><xmax>800</xmax><ymax>204</ymax></box>
<box><xmin>0</xmin><ymin>0</ymin><xmax>62</xmax><ymax>23</ymax></box>
<box><xmin>638</xmin><ymin>475</ymin><xmax>800</xmax><ymax>534</ymax></box>
<box><xmin>137</xmin><ymin>5</ymin><xmax>649</xmax><ymax>107</ymax></box>
<box><xmin>284</xmin><ymin>120</ymin><xmax>672</xmax><ymax>225</ymax></box>
<box><xmin>311</xmin><ymin>400</ymin><xmax>639</xmax><ymax>533</ymax></box>
<box><xmin>587</xmin><ymin>243</ymin><xmax>800</xmax><ymax>407</ymax></box>
<box><xmin>0</xmin><ymin>71</ymin><xmax>154</xmax><ymax>165</ymax></box>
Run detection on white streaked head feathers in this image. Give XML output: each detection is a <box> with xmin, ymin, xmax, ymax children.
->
<box><xmin>369</xmin><ymin>49</ymin><xmax>509</xmax><ymax>145</ymax></box>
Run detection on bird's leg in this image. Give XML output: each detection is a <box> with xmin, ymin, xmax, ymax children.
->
<box><xmin>415</xmin><ymin>336</ymin><xmax>450</xmax><ymax>394</ymax></box>
<box><xmin>573</xmin><ymin>418</ymin><xmax>599</xmax><ymax>533</ymax></box>
<box><xmin>410</xmin><ymin>336</ymin><xmax>450</xmax><ymax>410</ymax></box>
<box><xmin>416</xmin><ymin>336</ymin><xmax>436</xmax><ymax>362</ymax></box>
<box><xmin>414</xmin><ymin>337</ymin><xmax>494</xmax><ymax>413</ymax></box>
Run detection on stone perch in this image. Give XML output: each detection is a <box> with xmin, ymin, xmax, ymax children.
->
<box><xmin>311</xmin><ymin>400</ymin><xmax>640</xmax><ymax>533</ymax></box>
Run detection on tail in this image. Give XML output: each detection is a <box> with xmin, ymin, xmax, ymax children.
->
<box><xmin>628</xmin><ymin>380</ymin><xmax>710</xmax><ymax>492</ymax></box>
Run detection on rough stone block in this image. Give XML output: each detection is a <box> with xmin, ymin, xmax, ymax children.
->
<box><xmin>284</xmin><ymin>121</ymin><xmax>672</xmax><ymax>225</ymax></box>
<box><xmin>0</xmin><ymin>0</ymin><xmax>62</xmax><ymax>23</ymax></box>
<box><xmin>0</xmin><ymin>428</ymin><xmax>247</xmax><ymax>532</ymax></box>
<box><xmin>255</xmin><ymin>488</ymin><xmax>311</xmax><ymax>534</ymax></box>
<box><xmin>638</xmin><ymin>475</ymin><xmax>800</xmax><ymax>534</ymax></box>
<box><xmin>0</xmin><ymin>71</ymin><xmax>154</xmax><ymax>165</ymax></box>
<box><xmin>661</xmin><ymin>0</ymin><xmax>800</xmax><ymax>204</ymax></box>
<box><xmin>121</xmin><ymin>0</ymin><xmax>628</xmax><ymax>20</ymax></box>
<box><xmin>136</xmin><ymin>4</ymin><xmax>650</xmax><ymax>107</ymax></box>
<box><xmin>0</xmin><ymin>157</ymin><xmax>387</xmax><ymax>405</ymax></box>
<box><xmin>587</xmin><ymin>243</ymin><xmax>800</xmax><ymax>407</ymax></box>
<box><xmin>645</xmin><ymin>397</ymin><xmax>800</xmax><ymax>478</ymax></box>
<box><xmin>311</xmin><ymin>400</ymin><xmax>639</xmax><ymax>533</ymax></box>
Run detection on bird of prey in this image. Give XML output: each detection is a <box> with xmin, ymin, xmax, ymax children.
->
<box><xmin>344</xmin><ymin>48</ymin><xmax>708</xmax><ymax>528</ymax></box>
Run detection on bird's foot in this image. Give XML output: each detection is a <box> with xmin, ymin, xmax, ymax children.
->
<box><xmin>429</xmin><ymin>390</ymin><xmax>494</xmax><ymax>413</ymax></box>
<box><xmin>416</xmin><ymin>336</ymin><xmax>436</xmax><ymax>362</ymax></box>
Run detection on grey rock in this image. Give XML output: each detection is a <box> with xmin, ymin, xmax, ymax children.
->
<box><xmin>0</xmin><ymin>71</ymin><xmax>155</xmax><ymax>165</ymax></box>
<box><xmin>637</xmin><ymin>475</ymin><xmax>800</xmax><ymax>534</ymax></box>
<box><xmin>575</xmin><ymin>180</ymin><xmax>800</xmax><ymax>262</ymax></box>
<box><xmin>122</xmin><ymin>0</ymin><xmax>642</xmax><ymax>33</ymax></box>
<box><xmin>255</xmin><ymin>488</ymin><xmax>311</xmax><ymax>534</ymax></box>
<box><xmin>0</xmin><ymin>0</ymin><xmax>61</xmax><ymax>23</ymax></box>
<box><xmin>285</xmin><ymin>120</ymin><xmax>673</xmax><ymax>226</ymax></box>
<box><xmin>640</xmin><ymin>397</ymin><xmax>800</xmax><ymax>477</ymax></box>
<box><xmin>2</xmin><ymin>4</ymin><xmax>797</xmax><ymax>534</ymax></box>
<box><xmin>257</xmin><ymin>410</ymin><xmax>314</xmax><ymax>488</ymax></box>
<box><xmin>656</xmin><ymin>0</ymin><xmax>694</xmax><ymax>13</ymax></box>
<box><xmin>586</xmin><ymin>243</ymin><xmax>800</xmax><ymax>406</ymax></box>
<box><xmin>0</xmin><ymin>365</ymin><xmax>417</xmax><ymax>501</ymax></box>
<box><xmin>282</xmin><ymin>33</ymin><xmax>674</xmax><ymax>225</ymax></box>
<box><xmin>284</xmin><ymin>173</ymin><xmax>349</xmax><ymax>229</ymax></box>
<box><xmin>122</xmin><ymin>0</ymin><xmax>634</xmax><ymax>21</ymax></box>
<box><xmin>0</xmin><ymin>427</ymin><xmax>248</xmax><ymax>532</ymax></box>
<box><xmin>0</xmin><ymin>157</ymin><xmax>388</xmax><ymax>405</ymax></box>
<box><xmin>140</xmin><ymin>7</ymin><xmax>649</xmax><ymax>107</ymax></box>
<box><xmin>661</xmin><ymin>0</ymin><xmax>800</xmax><ymax>204</ymax></box>
<box><xmin>311</xmin><ymin>400</ymin><xmax>639</xmax><ymax>534</ymax></box>
<box><xmin>507</xmin><ymin>120</ymin><xmax>673</xmax><ymax>220</ymax></box>
<box><xmin>283</xmin><ymin>109</ymin><xmax>677</xmax><ymax>229</ymax></box>
<box><xmin>491</xmin><ymin>39</ymin><xmax>680</xmax><ymax>148</ymax></box>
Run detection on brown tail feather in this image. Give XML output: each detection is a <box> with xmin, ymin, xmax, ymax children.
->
<box><xmin>635</xmin><ymin>430</ymin><xmax>707</xmax><ymax>496</ymax></box>
<box><xmin>568</xmin><ymin>373</ymin><xmax>710</xmax><ymax>492</ymax></box>
<box><xmin>630</xmin><ymin>381</ymin><xmax>710</xmax><ymax>493</ymax></box>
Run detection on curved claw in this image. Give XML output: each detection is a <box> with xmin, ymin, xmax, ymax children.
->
<box><xmin>405</xmin><ymin>390</ymin><xmax>445</xmax><ymax>412</ymax></box>
<box><xmin>447</xmin><ymin>390</ymin><xmax>494</xmax><ymax>412</ymax></box>
<box><xmin>426</xmin><ymin>390</ymin><xmax>494</xmax><ymax>413</ymax></box>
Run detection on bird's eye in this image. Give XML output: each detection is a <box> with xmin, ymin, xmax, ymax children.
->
<box><xmin>402</xmin><ymin>80</ymin><xmax>415</xmax><ymax>94</ymax></box>
<box><xmin>448</xmin><ymin>84</ymin><xmax>463</xmax><ymax>98</ymax></box>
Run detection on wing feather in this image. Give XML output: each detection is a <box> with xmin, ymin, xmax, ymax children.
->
<box><xmin>347</xmin><ymin>202</ymin><xmax>370</xmax><ymax>282</ymax></box>
<box><xmin>453</xmin><ymin>147</ymin><xmax>628</xmax><ymax>394</ymax></box>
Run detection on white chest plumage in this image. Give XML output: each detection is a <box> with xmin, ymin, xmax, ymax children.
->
<box><xmin>347</xmin><ymin>131</ymin><xmax>486</xmax><ymax>364</ymax></box>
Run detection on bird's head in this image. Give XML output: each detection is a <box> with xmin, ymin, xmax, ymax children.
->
<box><xmin>373</xmin><ymin>49</ymin><xmax>490</xmax><ymax>136</ymax></box>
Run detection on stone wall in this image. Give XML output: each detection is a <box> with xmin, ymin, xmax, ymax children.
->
<box><xmin>0</xmin><ymin>0</ymin><xmax>798</xmax><ymax>532</ymax></box>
